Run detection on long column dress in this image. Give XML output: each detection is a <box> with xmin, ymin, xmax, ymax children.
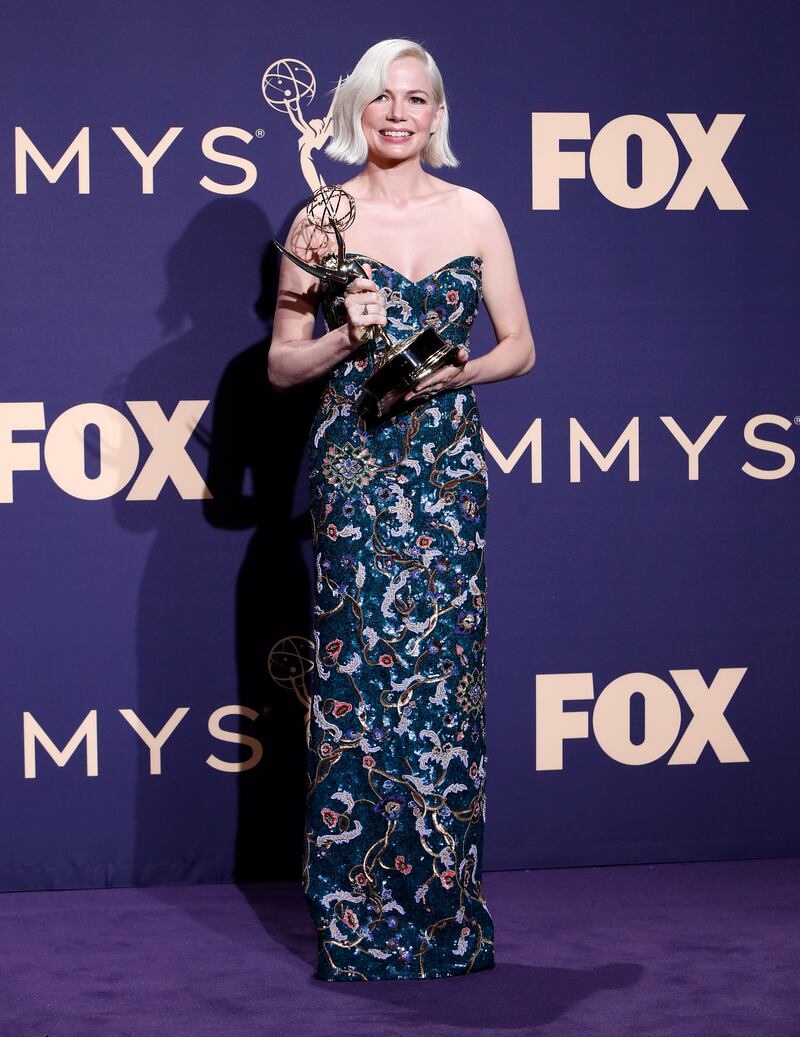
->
<box><xmin>303</xmin><ymin>252</ymin><xmax>495</xmax><ymax>981</ymax></box>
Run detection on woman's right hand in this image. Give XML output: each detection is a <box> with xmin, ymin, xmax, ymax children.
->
<box><xmin>342</xmin><ymin>264</ymin><xmax>387</xmax><ymax>348</ymax></box>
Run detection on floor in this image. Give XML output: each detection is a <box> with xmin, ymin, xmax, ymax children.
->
<box><xmin>2</xmin><ymin>858</ymin><xmax>799</xmax><ymax>1036</ymax></box>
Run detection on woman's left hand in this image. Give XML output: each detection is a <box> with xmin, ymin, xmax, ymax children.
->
<box><xmin>404</xmin><ymin>347</ymin><xmax>470</xmax><ymax>403</ymax></box>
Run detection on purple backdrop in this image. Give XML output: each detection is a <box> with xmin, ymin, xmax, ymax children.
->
<box><xmin>1</xmin><ymin>0</ymin><xmax>798</xmax><ymax>891</ymax></box>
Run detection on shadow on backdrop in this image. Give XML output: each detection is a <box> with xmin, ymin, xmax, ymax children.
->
<box><xmin>110</xmin><ymin>197</ymin><xmax>320</xmax><ymax>890</ymax></box>
<box><xmin>202</xmin><ymin>202</ymin><xmax>322</xmax><ymax>882</ymax></box>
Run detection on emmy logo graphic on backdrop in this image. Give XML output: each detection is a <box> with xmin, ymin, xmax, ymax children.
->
<box><xmin>267</xmin><ymin>636</ymin><xmax>314</xmax><ymax>747</ymax></box>
<box><xmin>261</xmin><ymin>58</ymin><xmax>343</xmax><ymax>190</ymax></box>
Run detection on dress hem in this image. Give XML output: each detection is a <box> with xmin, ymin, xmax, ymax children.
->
<box><xmin>311</xmin><ymin>950</ymin><xmax>496</xmax><ymax>983</ymax></box>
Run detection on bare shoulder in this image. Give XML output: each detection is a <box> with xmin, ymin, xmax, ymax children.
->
<box><xmin>338</xmin><ymin>174</ymin><xmax>361</xmax><ymax>194</ymax></box>
<box><xmin>454</xmin><ymin>185</ymin><xmax>503</xmax><ymax>225</ymax></box>
<box><xmin>452</xmin><ymin>186</ymin><xmax>509</xmax><ymax>259</ymax></box>
<box><xmin>425</xmin><ymin>178</ymin><xmax>497</xmax><ymax>218</ymax></box>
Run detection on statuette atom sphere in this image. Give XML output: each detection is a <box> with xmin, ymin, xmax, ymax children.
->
<box><xmin>306</xmin><ymin>184</ymin><xmax>356</xmax><ymax>234</ymax></box>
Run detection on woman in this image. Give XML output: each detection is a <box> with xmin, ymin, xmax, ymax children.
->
<box><xmin>269</xmin><ymin>38</ymin><xmax>535</xmax><ymax>982</ymax></box>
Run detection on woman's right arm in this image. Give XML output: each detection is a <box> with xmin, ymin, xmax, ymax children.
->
<box><xmin>268</xmin><ymin>211</ymin><xmax>385</xmax><ymax>391</ymax></box>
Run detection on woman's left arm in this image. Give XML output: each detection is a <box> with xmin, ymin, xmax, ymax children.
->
<box><xmin>406</xmin><ymin>195</ymin><xmax>535</xmax><ymax>401</ymax></box>
<box><xmin>465</xmin><ymin>194</ymin><xmax>536</xmax><ymax>384</ymax></box>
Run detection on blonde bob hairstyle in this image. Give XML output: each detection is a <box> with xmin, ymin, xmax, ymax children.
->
<box><xmin>324</xmin><ymin>39</ymin><xmax>458</xmax><ymax>168</ymax></box>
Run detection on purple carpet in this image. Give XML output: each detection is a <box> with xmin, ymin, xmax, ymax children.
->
<box><xmin>3</xmin><ymin>858</ymin><xmax>798</xmax><ymax>1036</ymax></box>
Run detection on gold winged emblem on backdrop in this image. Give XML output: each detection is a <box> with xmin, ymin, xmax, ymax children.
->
<box><xmin>261</xmin><ymin>58</ymin><xmax>343</xmax><ymax>190</ymax></box>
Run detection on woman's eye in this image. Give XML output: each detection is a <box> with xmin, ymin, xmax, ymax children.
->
<box><xmin>372</xmin><ymin>94</ymin><xmax>426</xmax><ymax>103</ymax></box>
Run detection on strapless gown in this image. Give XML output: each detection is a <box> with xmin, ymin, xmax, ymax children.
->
<box><xmin>303</xmin><ymin>252</ymin><xmax>495</xmax><ymax>981</ymax></box>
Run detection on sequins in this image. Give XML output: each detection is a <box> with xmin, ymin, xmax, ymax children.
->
<box><xmin>305</xmin><ymin>258</ymin><xmax>495</xmax><ymax>982</ymax></box>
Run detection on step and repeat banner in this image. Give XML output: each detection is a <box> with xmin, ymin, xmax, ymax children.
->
<box><xmin>2</xmin><ymin>2</ymin><xmax>798</xmax><ymax>890</ymax></box>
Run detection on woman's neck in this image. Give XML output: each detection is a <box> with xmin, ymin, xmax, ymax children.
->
<box><xmin>351</xmin><ymin>159</ymin><xmax>435</xmax><ymax>206</ymax></box>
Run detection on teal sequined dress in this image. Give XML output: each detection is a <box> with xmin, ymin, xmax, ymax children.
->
<box><xmin>303</xmin><ymin>252</ymin><xmax>495</xmax><ymax>981</ymax></box>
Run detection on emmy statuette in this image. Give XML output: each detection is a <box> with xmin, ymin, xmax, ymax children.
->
<box><xmin>273</xmin><ymin>185</ymin><xmax>462</xmax><ymax>421</ymax></box>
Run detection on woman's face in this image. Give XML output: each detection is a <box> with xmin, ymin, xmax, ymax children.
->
<box><xmin>361</xmin><ymin>56</ymin><xmax>444</xmax><ymax>161</ymax></box>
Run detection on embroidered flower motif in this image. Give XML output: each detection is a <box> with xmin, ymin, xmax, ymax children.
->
<box><xmin>321</xmin><ymin>808</ymin><xmax>340</xmax><ymax>829</ymax></box>
<box><xmin>445</xmin><ymin>289</ymin><xmax>460</xmax><ymax>305</ymax></box>
<box><xmin>456</xmin><ymin>669</ymin><xmax>486</xmax><ymax>715</ymax></box>
<box><xmin>440</xmin><ymin>869</ymin><xmax>456</xmax><ymax>889</ymax></box>
<box><xmin>321</xmin><ymin>441</ymin><xmax>378</xmax><ymax>492</ymax></box>
<box><xmin>376</xmin><ymin>796</ymin><xmax>405</xmax><ymax>820</ymax></box>
<box><xmin>395</xmin><ymin>855</ymin><xmax>412</xmax><ymax>874</ymax></box>
<box><xmin>342</xmin><ymin>908</ymin><xmax>360</xmax><ymax>930</ymax></box>
<box><xmin>457</xmin><ymin>610</ymin><xmax>478</xmax><ymax>633</ymax></box>
<box><xmin>458</xmin><ymin>489</ymin><xmax>480</xmax><ymax>522</ymax></box>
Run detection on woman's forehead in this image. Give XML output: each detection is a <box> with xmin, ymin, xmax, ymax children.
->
<box><xmin>384</xmin><ymin>56</ymin><xmax>431</xmax><ymax>90</ymax></box>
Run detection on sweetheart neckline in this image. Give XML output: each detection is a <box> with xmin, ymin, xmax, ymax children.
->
<box><xmin>345</xmin><ymin>251</ymin><xmax>483</xmax><ymax>286</ymax></box>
